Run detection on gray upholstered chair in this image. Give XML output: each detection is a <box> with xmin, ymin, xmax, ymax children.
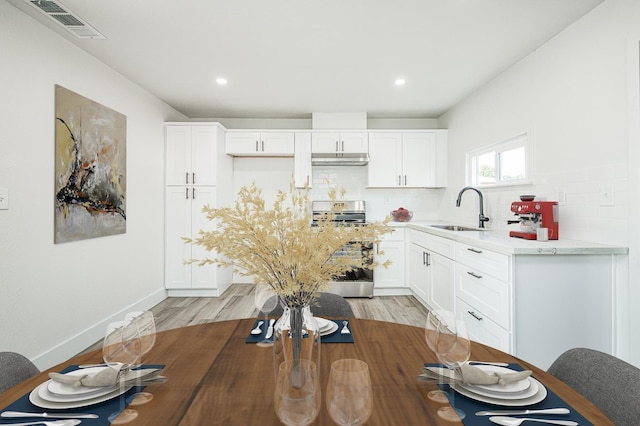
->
<box><xmin>0</xmin><ymin>352</ymin><xmax>40</xmax><ymax>393</ymax></box>
<box><xmin>267</xmin><ymin>292</ymin><xmax>354</xmax><ymax>318</ymax></box>
<box><xmin>547</xmin><ymin>347</ymin><xmax>640</xmax><ymax>426</ymax></box>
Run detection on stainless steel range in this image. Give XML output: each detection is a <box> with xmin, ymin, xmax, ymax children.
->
<box><xmin>312</xmin><ymin>200</ymin><xmax>374</xmax><ymax>298</ymax></box>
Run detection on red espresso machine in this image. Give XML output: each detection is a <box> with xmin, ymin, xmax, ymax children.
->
<box><xmin>509</xmin><ymin>199</ymin><xmax>559</xmax><ymax>240</ymax></box>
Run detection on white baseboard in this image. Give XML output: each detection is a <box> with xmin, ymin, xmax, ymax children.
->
<box><xmin>166</xmin><ymin>288</ymin><xmax>221</xmax><ymax>297</ymax></box>
<box><xmin>32</xmin><ymin>287</ymin><xmax>167</xmax><ymax>371</ymax></box>
<box><xmin>372</xmin><ymin>287</ymin><xmax>413</xmax><ymax>297</ymax></box>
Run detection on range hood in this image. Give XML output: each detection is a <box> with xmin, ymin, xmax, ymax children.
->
<box><xmin>311</xmin><ymin>152</ymin><xmax>370</xmax><ymax>166</ymax></box>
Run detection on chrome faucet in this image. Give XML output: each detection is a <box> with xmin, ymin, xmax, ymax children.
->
<box><xmin>456</xmin><ymin>186</ymin><xmax>490</xmax><ymax>228</ymax></box>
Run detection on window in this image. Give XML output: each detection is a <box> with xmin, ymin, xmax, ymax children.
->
<box><xmin>467</xmin><ymin>133</ymin><xmax>530</xmax><ymax>187</ymax></box>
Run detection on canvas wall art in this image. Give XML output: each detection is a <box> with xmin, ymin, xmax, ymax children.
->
<box><xmin>54</xmin><ymin>85</ymin><xmax>126</xmax><ymax>243</ymax></box>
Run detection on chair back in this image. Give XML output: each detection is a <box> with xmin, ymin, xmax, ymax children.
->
<box><xmin>267</xmin><ymin>292</ymin><xmax>354</xmax><ymax>318</ymax></box>
<box><xmin>547</xmin><ymin>347</ymin><xmax>640</xmax><ymax>426</ymax></box>
<box><xmin>0</xmin><ymin>351</ymin><xmax>40</xmax><ymax>393</ymax></box>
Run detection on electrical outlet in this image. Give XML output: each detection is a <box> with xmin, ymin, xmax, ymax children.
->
<box><xmin>0</xmin><ymin>188</ymin><xmax>8</xmax><ymax>210</ymax></box>
<box><xmin>599</xmin><ymin>184</ymin><xmax>614</xmax><ymax>207</ymax></box>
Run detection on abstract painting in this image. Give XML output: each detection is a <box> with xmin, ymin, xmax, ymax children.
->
<box><xmin>54</xmin><ymin>85</ymin><xmax>126</xmax><ymax>243</ymax></box>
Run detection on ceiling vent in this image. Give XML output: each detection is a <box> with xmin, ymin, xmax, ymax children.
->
<box><xmin>25</xmin><ymin>0</ymin><xmax>105</xmax><ymax>39</ymax></box>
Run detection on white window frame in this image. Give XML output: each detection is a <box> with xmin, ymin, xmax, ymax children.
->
<box><xmin>466</xmin><ymin>132</ymin><xmax>532</xmax><ymax>187</ymax></box>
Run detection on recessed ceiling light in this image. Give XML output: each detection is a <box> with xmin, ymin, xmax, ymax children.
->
<box><xmin>394</xmin><ymin>78</ymin><xmax>406</xmax><ymax>86</ymax></box>
<box><xmin>216</xmin><ymin>78</ymin><xmax>227</xmax><ymax>85</ymax></box>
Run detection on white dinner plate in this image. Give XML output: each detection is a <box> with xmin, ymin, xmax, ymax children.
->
<box><xmin>319</xmin><ymin>321</ymin><xmax>339</xmax><ymax>336</ymax></box>
<box><xmin>314</xmin><ymin>317</ymin><xmax>332</xmax><ymax>331</ymax></box>
<box><xmin>30</xmin><ymin>381</ymin><xmax>132</xmax><ymax>409</ymax></box>
<box><xmin>460</xmin><ymin>377</ymin><xmax>539</xmax><ymax>400</ymax></box>
<box><xmin>465</xmin><ymin>365</ymin><xmax>531</xmax><ymax>394</ymax></box>
<box><xmin>47</xmin><ymin>366</ymin><xmax>118</xmax><ymax>398</ymax></box>
<box><xmin>454</xmin><ymin>377</ymin><xmax>547</xmax><ymax>406</ymax></box>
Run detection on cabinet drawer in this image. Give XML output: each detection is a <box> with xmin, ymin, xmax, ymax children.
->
<box><xmin>409</xmin><ymin>230</ymin><xmax>455</xmax><ymax>259</ymax></box>
<box><xmin>457</xmin><ymin>299</ymin><xmax>510</xmax><ymax>353</ymax></box>
<box><xmin>455</xmin><ymin>242</ymin><xmax>510</xmax><ymax>282</ymax></box>
<box><xmin>455</xmin><ymin>264</ymin><xmax>510</xmax><ymax>329</ymax></box>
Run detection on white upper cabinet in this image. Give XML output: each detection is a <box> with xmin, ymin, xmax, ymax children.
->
<box><xmin>367</xmin><ymin>131</ymin><xmax>447</xmax><ymax>188</ymax></box>
<box><xmin>166</xmin><ymin>125</ymin><xmax>219</xmax><ymax>186</ymax></box>
<box><xmin>226</xmin><ymin>131</ymin><xmax>295</xmax><ymax>156</ymax></box>
<box><xmin>311</xmin><ymin>132</ymin><xmax>368</xmax><ymax>154</ymax></box>
<box><xmin>294</xmin><ymin>132</ymin><xmax>312</xmax><ymax>188</ymax></box>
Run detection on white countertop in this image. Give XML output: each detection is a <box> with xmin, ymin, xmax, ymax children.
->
<box><xmin>389</xmin><ymin>221</ymin><xmax>628</xmax><ymax>255</ymax></box>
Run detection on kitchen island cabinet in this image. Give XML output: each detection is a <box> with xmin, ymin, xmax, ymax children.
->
<box><xmin>406</xmin><ymin>223</ymin><xmax>627</xmax><ymax>369</ymax></box>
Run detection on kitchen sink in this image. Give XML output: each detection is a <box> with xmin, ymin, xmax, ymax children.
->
<box><xmin>428</xmin><ymin>224</ymin><xmax>482</xmax><ymax>231</ymax></box>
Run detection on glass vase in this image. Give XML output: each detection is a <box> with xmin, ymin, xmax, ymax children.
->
<box><xmin>273</xmin><ymin>304</ymin><xmax>321</xmax><ymax>382</ymax></box>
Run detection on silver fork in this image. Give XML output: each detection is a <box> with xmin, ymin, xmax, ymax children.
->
<box><xmin>341</xmin><ymin>321</ymin><xmax>350</xmax><ymax>334</ymax></box>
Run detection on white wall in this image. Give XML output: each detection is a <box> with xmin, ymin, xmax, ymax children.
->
<box><xmin>438</xmin><ymin>0</ymin><xmax>638</xmax><ymax>364</ymax></box>
<box><xmin>0</xmin><ymin>1</ymin><xmax>185</xmax><ymax>369</ymax></box>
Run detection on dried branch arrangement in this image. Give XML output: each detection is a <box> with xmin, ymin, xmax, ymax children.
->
<box><xmin>185</xmin><ymin>182</ymin><xmax>391</xmax><ymax>307</ymax></box>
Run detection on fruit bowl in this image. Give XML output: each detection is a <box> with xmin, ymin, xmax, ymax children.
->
<box><xmin>391</xmin><ymin>208</ymin><xmax>413</xmax><ymax>222</ymax></box>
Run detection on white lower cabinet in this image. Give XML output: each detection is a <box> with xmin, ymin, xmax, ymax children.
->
<box><xmin>454</xmin><ymin>243</ymin><xmax>511</xmax><ymax>353</ymax></box>
<box><xmin>409</xmin><ymin>228</ymin><xmax>619</xmax><ymax>369</ymax></box>
<box><xmin>408</xmin><ymin>230</ymin><xmax>455</xmax><ymax>312</ymax></box>
<box><xmin>165</xmin><ymin>186</ymin><xmax>219</xmax><ymax>290</ymax></box>
<box><xmin>373</xmin><ymin>228</ymin><xmax>406</xmax><ymax>293</ymax></box>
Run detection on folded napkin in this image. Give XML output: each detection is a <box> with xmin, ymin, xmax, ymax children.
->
<box><xmin>418</xmin><ymin>363</ymin><xmax>532</xmax><ymax>386</ymax></box>
<box><xmin>49</xmin><ymin>365</ymin><xmax>166</xmax><ymax>388</ymax></box>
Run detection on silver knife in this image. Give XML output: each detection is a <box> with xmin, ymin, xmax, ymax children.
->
<box><xmin>476</xmin><ymin>408</ymin><xmax>570</xmax><ymax>416</ymax></box>
<box><xmin>264</xmin><ymin>319</ymin><xmax>275</xmax><ymax>339</ymax></box>
<box><xmin>2</xmin><ymin>411</ymin><xmax>99</xmax><ymax>419</ymax></box>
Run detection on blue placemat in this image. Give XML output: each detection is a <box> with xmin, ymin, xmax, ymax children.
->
<box><xmin>245</xmin><ymin>319</ymin><xmax>354</xmax><ymax>344</ymax></box>
<box><xmin>0</xmin><ymin>364</ymin><xmax>164</xmax><ymax>426</ymax></box>
<box><xmin>424</xmin><ymin>363</ymin><xmax>592</xmax><ymax>426</ymax></box>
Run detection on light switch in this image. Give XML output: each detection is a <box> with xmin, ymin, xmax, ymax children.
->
<box><xmin>0</xmin><ymin>188</ymin><xmax>8</xmax><ymax>210</ymax></box>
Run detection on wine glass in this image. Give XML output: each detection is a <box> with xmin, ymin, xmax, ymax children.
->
<box><xmin>424</xmin><ymin>310</ymin><xmax>449</xmax><ymax>404</ymax></box>
<box><xmin>326</xmin><ymin>359</ymin><xmax>373</xmax><ymax>426</ymax></box>
<box><xmin>103</xmin><ymin>321</ymin><xmax>139</xmax><ymax>425</ymax></box>
<box><xmin>274</xmin><ymin>359</ymin><xmax>321</xmax><ymax>426</ymax></box>
<box><xmin>434</xmin><ymin>317</ymin><xmax>471</xmax><ymax>422</ymax></box>
<box><xmin>122</xmin><ymin>311</ymin><xmax>157</xmax><ymax>406</ymax></box>
<box><xmin>254</xmin><ymin>285</ymin><xmax>278</xmax><ymax>347</ymax></box>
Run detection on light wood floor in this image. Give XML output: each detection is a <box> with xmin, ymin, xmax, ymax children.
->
<box><xmin>150</xmin><ymin>284</ymin><xmax>429</xmax><ymax>332</ymax></box>
<box><xmin>83</xmin><ymin>284</ymin><xmax>429</xmax><ymax>353</ymax></box>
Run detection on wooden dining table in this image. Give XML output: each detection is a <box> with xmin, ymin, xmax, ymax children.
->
<box><xmin>0</xmin><ymin>318</ymin><xmax>613</xmax><ymax>425</ymax></box>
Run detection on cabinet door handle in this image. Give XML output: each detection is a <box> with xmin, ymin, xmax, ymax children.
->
<box><xmin>335</xmin><ymin>141</ymin><xmax>339</xmax><ymax>152</ymax></box>
<box><xmin>185</xmin><ymin>187</ymin><xmax>189</xmax><ymax>199</ymax></box>
<box><xmin>467</xmin><ymin>247</ymin><xmax>483</xmax><ymax>254</ymax></box>
<box><xmin>468</xmin><ymin>311</ymin><xmax>483</xmax><ymax>321</ymax></box>
<box><xmin>192</xmin><ymin>172</ymin><xmax>196</xmax><ymax>184</ymax></box>
<box><xmin>341</xmin><ymin>141</ymin><xmax>344</xmax><ymax>152</ymax></box>
<box><xmin>422</xmin><ymin>252</ymin><xmax>426</xmax><ymax>265</ymax></box>
<box><xmin>425</xmin><ymin>252</ymin><xmax>430</xmax><ymax>266</ymax></box>
<box><xmin>467</xmin><ymin>271</ymin><xmax>483</xmax><ymax>279</ymax></box>
<box><xmin>255</xmin><ymin>140</ymin><xmax>259</xmax><ymax>152</ymax></box>
<box><xmin>404</xmin><ymin>175</ymin><xmax>407</xmax><ymax>186</ymax></box>
<box><xmin>262</xmin><ymin>141</ymin><xmax>264</xmax><ymax>151</ymax></box>
<box><xmin>185</xmin><ymin>172</ymin><xmax>189</xmax><ymax>184</ymax></box>
<box><xmin>398</xmin><ymin>175</ymin><xmax>402</xmax><ymax>186</ymax></box>
<box><xmin>192</xmin><ymin>188</ymin><xmax>196</xmax><ymax>199</ymax></box>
